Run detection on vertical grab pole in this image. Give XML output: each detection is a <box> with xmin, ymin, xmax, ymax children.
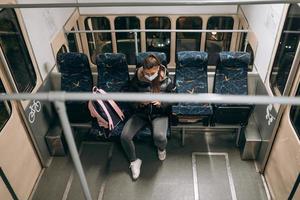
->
<box><xmin>243</xmin><ymin>32</ymin><xmax>249</xmax><ymax>52</ymax></box>
<box><xmin>54</xmin><ymin>101</ymin><xmax>92</xmax><ymax>200</ymax></box>
<box><xmin>134</xmin><ymin>30</ymin><xmax>139</xmax><ymax>56</ymax></box>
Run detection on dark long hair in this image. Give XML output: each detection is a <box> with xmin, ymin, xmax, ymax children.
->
<box><xmin>143</xmin><ymin>54</ymin><xmax>162</xmax><ymax>93</ymax></box>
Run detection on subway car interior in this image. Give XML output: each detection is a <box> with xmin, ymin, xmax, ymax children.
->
<box><xmin>0</xmin><ymin>1</ymin><xmax>300</xmax><ymax>200</ymax></box>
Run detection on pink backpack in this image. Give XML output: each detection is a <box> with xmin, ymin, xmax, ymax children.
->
<box><xmin>88</xmin><ymin>87</ymin><xmax>125</xmax><ymax>131</ymax></box>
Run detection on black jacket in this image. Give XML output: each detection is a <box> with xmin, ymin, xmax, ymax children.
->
<box><xmin>129</xmin><ymin>65</ymin><xmax>174</xmax><ymax>117</ymax></box>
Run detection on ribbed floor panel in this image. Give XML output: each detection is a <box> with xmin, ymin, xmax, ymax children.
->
<box><xmin>32</xmin><ymin>131</ymin><xmax>268</xmax><ymax>200</ymax></box>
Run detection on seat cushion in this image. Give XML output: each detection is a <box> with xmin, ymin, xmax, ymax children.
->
<box><xmin>213</xmin><ymin>106</ymin><xmax>253</xmax><ymax>125</ymax></box>
<box><xmin>172</xmin><ymin>104</ymin><xmax>213</xmax><ymax>116</ymax></box>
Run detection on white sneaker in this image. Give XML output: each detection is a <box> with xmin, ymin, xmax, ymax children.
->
<box><xmin>129</xmin><ymin>159</ymin><xmax>142</xmax><ymax>180</ymax></box>
<box><xmin>157</xmin><ymin>149</ymin><xmax>166</xmax><ymax>161</ymax></box>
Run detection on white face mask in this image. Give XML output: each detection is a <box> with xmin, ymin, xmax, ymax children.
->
<box><xmin>144</xmin><ymin>71</ymin><xmax>158</xmax><ymax>81</ymax></box>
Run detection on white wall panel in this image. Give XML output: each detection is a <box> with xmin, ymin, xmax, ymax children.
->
<box><xmin>18</xmin><ymin>0</ymin><xmax>75</xmax><ymax>79</ymax></box>
<box><xmin>241</xmin><ymin>4</ymin><xmax>285</xmax><ymax>82</ymax></box>
<box><xmin>17</xmin><ymin>0</ymin><xmax>76</xmax><ymax>4</ymax></box>
<box><xmin>78</xmin><ymin>0</ymin><xmax>237</xmax><ymax>15</ymax></box>
<box><xmin>79</xmin><ymin>5</ymin><xmax>237</xmax><ymax>15</ymax></box>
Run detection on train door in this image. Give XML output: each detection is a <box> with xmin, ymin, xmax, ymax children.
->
<box><xmin>264</xmin><ymin>64</ymin><xmax>300</xmax><ymax>199</ymax></box>
<box><xmin>0</xmin><ymin>75</ymin><xmax>41</xmax><ymax>200</ymax></box>
<box><xmin>263</xmin><ymin>3</ymin><xmax>300</xmax><ymax>199</ymax></box>
<box><xmin>0</xmin><ymin>8</ymin><xmax>42</xmax><ymax>199</ymax></box>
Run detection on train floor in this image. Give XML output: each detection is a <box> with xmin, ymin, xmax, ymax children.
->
<box><xmin>32</xmin><ymin>130</ymin><xmax>269</xmax><ymax>200</ymax></box>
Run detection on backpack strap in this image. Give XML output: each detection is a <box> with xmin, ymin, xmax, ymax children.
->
<box><xmin>88</xmin><ymin>101</ymin><xmax>109</xmax><ymax>128</ymax></box>
<box><xmin>93</xmin><ymin>87</ymin><xmax>114</xmax><ymax>130</ymax></box>
<box><xmin>96</xmin><ymin>88</ymin><xmax>125</xmax><ymax>120</ymax></box>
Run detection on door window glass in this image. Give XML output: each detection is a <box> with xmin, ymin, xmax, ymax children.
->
<box><xmin>270</xmin><ymin>4</ymin><xmax>300</xmax><ymax>95</ymax></box>
<box><xmin>0</xmin><ymin>79</ymin><xmax>11</xmax><ymax>131</ymax></box>
<box><xmin>290</xmin><ymin>83</ymin><xmax>300</xmax><ymax>139</ymax></box>
<box><xmin>0</xmin><ymin>9</ymin><xmax>37</xmax><ymax>92</ymax></box>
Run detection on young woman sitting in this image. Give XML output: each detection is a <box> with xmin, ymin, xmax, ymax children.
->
<box><xmin>120</xmin><ymin>54</ymin><xmax>174</xmax><ymax>180</ymax></box>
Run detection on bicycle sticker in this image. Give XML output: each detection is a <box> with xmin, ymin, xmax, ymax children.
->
<box><xmin>265</xmin><ymin>104</ymin><xmax>275</xmax><ymax>126</ymax></box>
<box><xmin>28</xmin><ymin>100</ymin><xmax>42</xmax><ymax>124</ymax></box>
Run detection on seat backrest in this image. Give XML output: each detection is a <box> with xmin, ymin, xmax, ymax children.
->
<box><xmin>213</xmin><ymin>51</ymin><xmax>250</xmax><ymax>95</ymax></box>
<box><xmin>176</xmin><ymin>51</ymin><xmax>208</xmax><ymax>94</ymax></box>
<box><xmin>136</xmin><ymin>52</ymin><xmax>167</xmax><ymax>68</ymax></box>
<box><xmin>96</xmin><ymin>53</ymin><xmax>129</xmax><ymax>92</ymax></box>
<box><xmin>57</xmin><ymin>52</ymin><xmax>93</xmax><ymax>123</ymax></box>
<box><xmin>217</xmin><ymin>51</ymin><xmax>250</xmax><ymax>70</ymax></box>
<box><xmin>57</xmin><ymin>52</ymin><xmax>93</xmax><ymax>92</ymax></box>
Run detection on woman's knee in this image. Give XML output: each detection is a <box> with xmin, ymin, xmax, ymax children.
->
<box><xmin>153</xmin><ymin>131</ymin><xmax>167</xmax><ymax>142</ymax></box>
<box><xmin>121</xmin><ymin>131</ymin><xmax>133</xmax><ymax>143</ymax></box>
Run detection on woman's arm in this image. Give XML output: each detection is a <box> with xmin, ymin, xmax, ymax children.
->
<box><xmin>158</xmin><ymin>77</ymin><xmax>176</xmax><ymax>111</ymax></box>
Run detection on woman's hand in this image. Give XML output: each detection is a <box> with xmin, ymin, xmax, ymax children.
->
<box><xmin>140</xmin><ymin>101</ymin><xmax>150</xmax><ymax>107</ymax></box>
<box><xmin>152</xmin><ymin>101</ymin><xmax>161</xmax><ymax>107</ymax></box>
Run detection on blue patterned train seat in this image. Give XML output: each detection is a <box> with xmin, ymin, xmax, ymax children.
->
<box><xmin>93</xmin><ymin>53</ymin><xmax>131</xmax><ymax>139</ymax></box>
<box><xmin>96</xmin><ymin>53</ymin><xmax>130</xmax><ymax>92</ymax></box>
<box><xmin>96</xmin><ymin>53</ymin><xmax>131</xmax><ymax>115</ymax></box>
<box><xmin>172</xmin><ymin>51</ymin><xmax>213</xmax><ymax>124</ymax></box>
<box><xmin>136</xmin><ymin>52</ymin><xmax>167</xmax><ymax>68</ymax></box>
<box><xmin>213</xmin><ymin>51</ymin><xmax>253</xmax><ymax>125</ymax></box>
<box><xmin>96</xmin><ymin>53</ymin><xmax>131</xmax><ymax>114</ymax></box>
<box><xmin>57</xmin><ymin>52</ymin><xmax>93</xmax><ymax>123</ymax></box>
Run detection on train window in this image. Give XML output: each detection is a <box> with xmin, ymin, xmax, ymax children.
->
<box><xmin>270</xmin><ymin>4</ymin><xmax>300</xmax><ymax>95</ymax></box>
<box><xmin>206</xmin><ymin>16</ymin><xmax>234</xmax><ymax>65</ymax></box>
<box><xmin>67</xmin><ymin>27</ymin><xmax>79</xmax><ymax>52</ymax></box>
<box><xmin>246</xmin><ymin>44</ymin><xmax>254</xmax><ymax>70</ymax></box>
<box><xmin>56</xmin><ymin>45</ymin><xmax>67</xmax><ymax>71</ymax></box>
<box><xmin>290</xmin><ymin>84</ymin><xmax>300</xmax><ymax>139</ymax></box>
<box><xmin>115</xmin><ymin>16</ymin><xmax>141</xmax><ymax>65</ymax></box>
<box><xmin>176</xmin><ymin>17</ymin><xmax>202</xmax><ymax>55</ymax></box>
<box><xmin>146</xmin><ymin>17</ymin><xmax>171</xmax><ymax>63</ymax></box>
<box><xmin>84</xmin><ymin>17</ymin><xmax>112</xmax><ymax>64</ymax></box>
<box><xmin>0</xmin><ymin>9</ymin><xmax>37</xmax><ymax>93</ymax></box>
<box><xmin>239</xmin><ymin>31</ymin><xmax>247</xmax><ymax>51</ymax></box>
<box><xmin>58</xmin><ymin>45</ymin><xmax>67</xmax><ymax>55</ymax></box>
<box><xmin>0</xmin><ymin>79</ymin><xmax>11</xmax><ymax>131</ymax></box>
<box><xmin>238</xmin><ymin>32</ymin><xmax>254</xmax><ymax>71</ymax></box>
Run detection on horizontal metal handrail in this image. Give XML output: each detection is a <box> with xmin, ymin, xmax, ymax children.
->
<box><xmin>0</xmin><ymin>0</ymin><xmax>298</xmax><ymax>8</ymax></box>
<box><xmin>65</xmin><ymin>29</ymin><xmax>250</xmax><ymax>34</ymax></box>
<box><xmin>1</xmin><ymin>92</ymin><xmax>300</xmax><ymax>105</ymax></box>
<box><xmin>282</xmin><ymin>30</ymin><xmax>300</xmax><ymax>34</ymax></box>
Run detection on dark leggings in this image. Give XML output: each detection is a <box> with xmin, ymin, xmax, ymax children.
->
<box><xmin>120</xmin><ymin>114</ymin><xmax>168</xmax><ymax>162</ymax></box>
